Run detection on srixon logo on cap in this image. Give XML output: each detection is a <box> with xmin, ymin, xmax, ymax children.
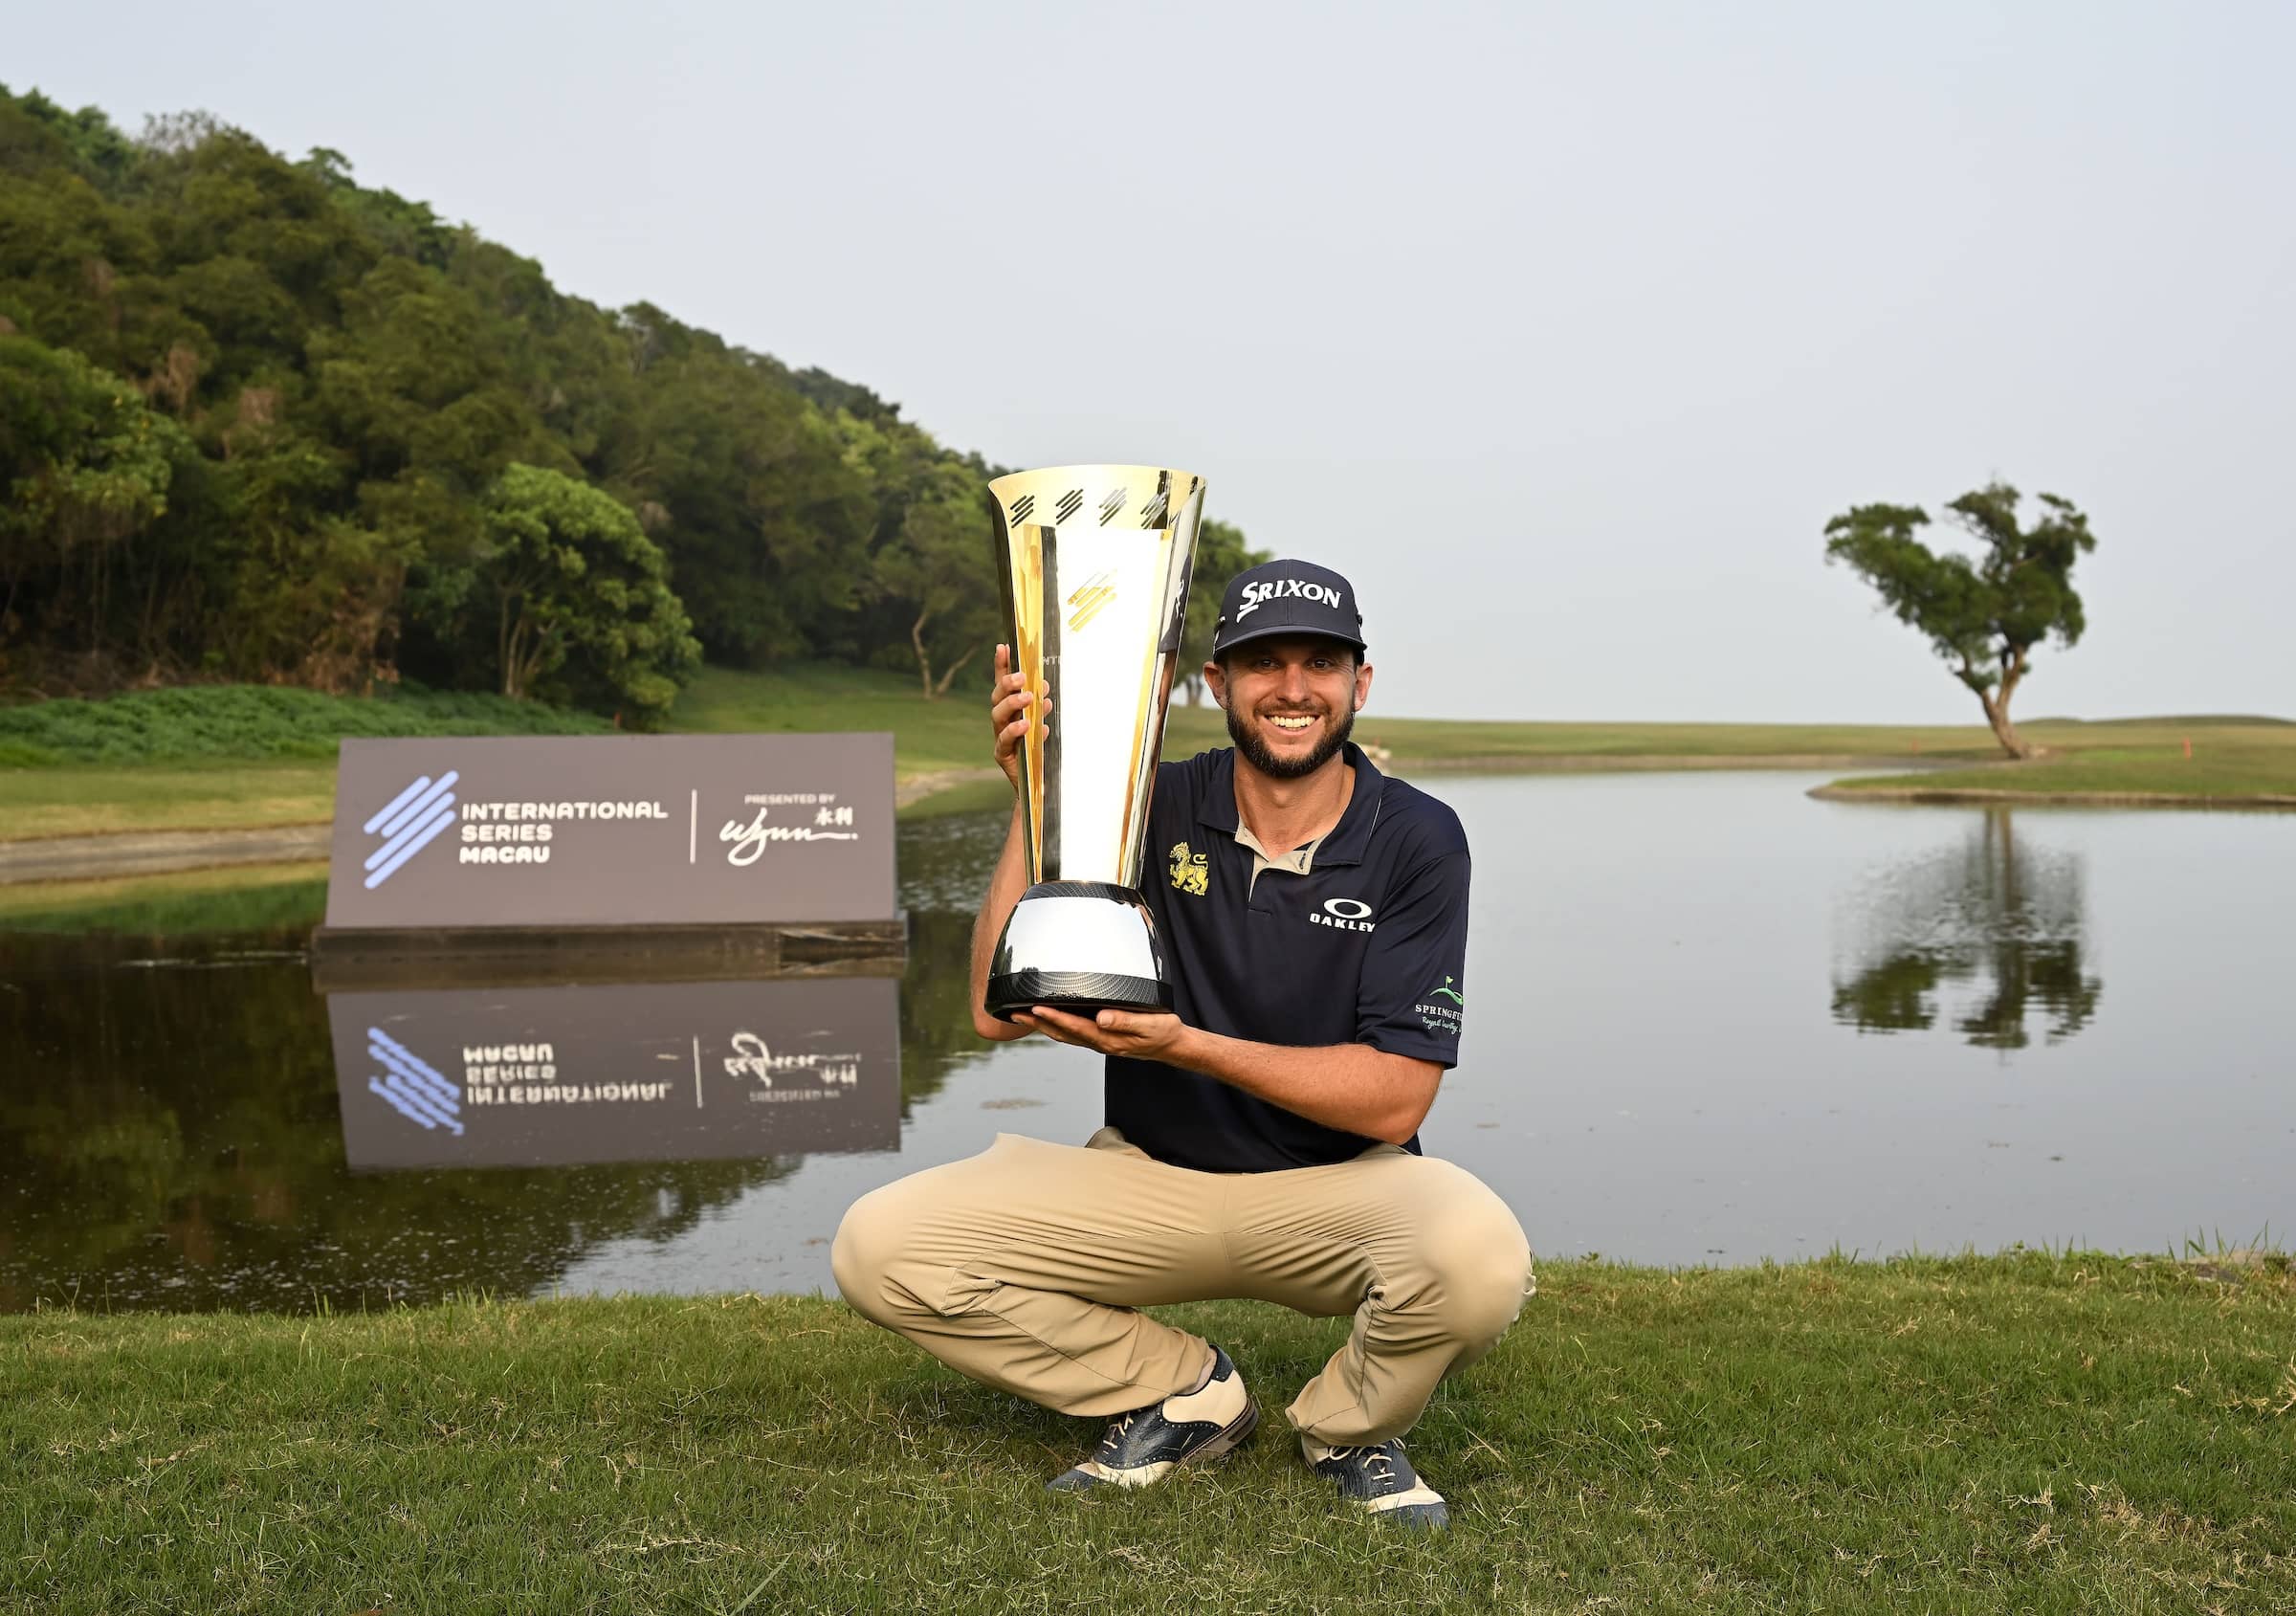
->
<box><xmin>1235</xmin><ymin>576</ymin><xmax>1345</xmax><ymax>619</ymax></box>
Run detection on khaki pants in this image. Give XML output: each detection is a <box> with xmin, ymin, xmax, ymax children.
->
<box><xmin>830</xmin><ymin>1127</ymin><xmax>1534</xmax><ymax>1445</ymax></box>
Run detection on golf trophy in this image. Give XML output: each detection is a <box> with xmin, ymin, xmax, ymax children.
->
<box><xmin>982</xmin><ymin>465</ymin><xmax>1206</xmax><ymax>1020</ymax></box>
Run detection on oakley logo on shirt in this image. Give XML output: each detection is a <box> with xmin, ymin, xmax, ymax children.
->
<box><xmin>1310</xmin><ymin>897</ymin><xmax>1376</xmax><ymax>932</ymax></box>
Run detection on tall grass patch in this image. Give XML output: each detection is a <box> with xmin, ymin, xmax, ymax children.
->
<box><xmin>0</xmin><ymin>685</ymin><xmax>610</xmax><ymax>766</ymax></box>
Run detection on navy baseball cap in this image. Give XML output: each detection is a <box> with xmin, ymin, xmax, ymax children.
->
<box><xmin>1210</xmin><ymin>559</ymin><xmax>1367</xmax><ymax>656</ymax></box>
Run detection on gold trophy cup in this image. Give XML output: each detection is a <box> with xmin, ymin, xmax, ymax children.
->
<box><xmin>982</xmin><ymin>465</ymin><xmax>1206</xmax><ymax>1020</ymax></box>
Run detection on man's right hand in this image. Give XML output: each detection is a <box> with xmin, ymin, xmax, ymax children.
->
<box><xmin>975</xmin><ymin>643</ymin><xmax>1048</xmax><ymax>1040</ymax></box>
<box><xmin>990</xmin><ymin>643</ymin><xmax>1049</xmax><ymax>790</ymax></box>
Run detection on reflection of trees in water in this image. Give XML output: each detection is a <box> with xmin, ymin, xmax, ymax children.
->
<box><xmin>899</xmin><ymin>910</ymin><xmax>994</xmax><ymax>1104</ymax></box>
<box><xmin>1831</xmin><ymin>808</ymin><xmax>2102</xmax><ymax>1050</ymax></box>
<box><xmin>0</xmin><ymin>930</ymin><xmax>790</xmax><ymax>1313</ymax></box>
<box><xmin>0</xmin><ymin>809</ymin><xmax>1013</xmax><ymax>1314</ymax></box>
<box><xmin>895</xmin><ymin>810</ymin><xmax>1011</xmax><ymax>915</ymax></box>
<box><xmin>894</xmin><ymin>812</ymin><xmax>1008</xmax><ymax>1106</ymax></box>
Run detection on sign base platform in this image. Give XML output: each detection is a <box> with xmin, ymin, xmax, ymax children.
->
<box><xmin>310</xmin><ymin>915</ymin><xmax>906</xmax><ymax>991</ymax></box>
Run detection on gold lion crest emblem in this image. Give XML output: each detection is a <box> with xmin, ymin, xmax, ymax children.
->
<box><xmin>1168</xmin><ymin>841</ymin><xmax>1209</xmax><ymax>897</ymax></box>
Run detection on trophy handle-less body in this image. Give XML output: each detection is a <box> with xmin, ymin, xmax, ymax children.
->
<box><xmin>983</xmin><ymin>465</ymin><xmax>1205</xmax><ymax>1021</ymax></box>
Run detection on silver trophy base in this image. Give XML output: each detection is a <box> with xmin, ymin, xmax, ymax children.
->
<box><xmin>984</xmin><ymin>881</ymin><xmax>1172</xmax><ymax>1022</ymax></box>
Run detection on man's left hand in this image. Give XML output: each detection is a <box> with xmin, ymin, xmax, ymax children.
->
<box><xmin>1013</xmin><ymin>1005</ymin><xmax>1188</xmax><ymax>1061</ymax></box>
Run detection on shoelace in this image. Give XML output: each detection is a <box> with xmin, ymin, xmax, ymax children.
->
<box><xmin>1099</xmin><ymin>1411</ymin><xmax>1139</xmax><ymax>1454</ymax></box>
<box><xmin>1322</xmin><ymin>1445</ymin><xmax>1400</xmax><ymax>1483</ymax></box>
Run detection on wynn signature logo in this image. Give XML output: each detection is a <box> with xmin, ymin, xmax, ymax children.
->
<box><xmin>719</xmin><ymin>806</ymin><xmax>860</xmax><ymax>866</ymax></box>
<box><xmin>722</xmin><ymin>1030</ymin><xmax>860</xmax><ymax>1089</ymax></box>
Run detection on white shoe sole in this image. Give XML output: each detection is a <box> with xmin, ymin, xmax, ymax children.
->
<box><xmin>1065</xmin><ymin>1400</ymin><xmax>1260</xmax><ymax>1489</ymax></box>
<box><xmin>1300</xmin><ymin>1437</ymin><xmax>1448</xmax><ymax>1515</ymax></box>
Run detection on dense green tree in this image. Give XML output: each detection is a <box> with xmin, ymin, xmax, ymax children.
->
<box><xmin>788</xmin><ymin>365</ymin><xmax>901</xmax><ymax>425</ymax></box>
<box><xmin>597</xmin><ymin>305</ymin><xmax>878</xmax><ymax>666</ymax></box>
<box><xmin>871</xmin><ymin>455</ymin><xmax>998</xmax><ymax>698</ymax></box>
<box><xmin>0</xmin><ymin>83</ymin><xmax>136</xmax><ymax>185</ymax></box>
<box><xmin>0</xmin><ymin>336</ymin><xmax>191</xmax><ymax>665</ymax></box>
<box><xmin>1177</xmin><ymin>518</ymin><xmax>1271</xmax><ymax>704</ymax></box>
<box><xmin>453</xmin><ymin>463</ymin><xmax>700</xmax><ymax>724</ymax></box>
<box><xmin>1823</xmin><ymin>482</ymin><xmax>2097</xmax><ymax>759</ymax></box>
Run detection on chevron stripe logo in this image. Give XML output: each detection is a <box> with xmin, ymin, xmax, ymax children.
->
<box><xmin>362</xmin><ymin>771</ymin><xmax>459</xmax><ymax>889</ymax></box>
<box><xmin>365</xmin><ymin>1027</ymin><xmax>464</xmax><ymax>1136</ymax></box>
<box><xmin>1067</xmin><ymin>571</ymin><xmax>1118</xmax><ymax>631</ymax></box>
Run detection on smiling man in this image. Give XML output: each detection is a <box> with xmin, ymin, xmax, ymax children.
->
<box><xmin>831</xmin><ymin>560</ymin><xmax>1533</xmax><ymax>1530</ymax></box>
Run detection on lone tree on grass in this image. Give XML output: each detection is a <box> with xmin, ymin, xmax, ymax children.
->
<box><xmin>1823</xmin><ymin>482</ymin><xmax>2097</xmax><ymax>760</ymax></box>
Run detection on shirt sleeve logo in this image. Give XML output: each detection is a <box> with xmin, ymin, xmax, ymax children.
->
<box><xmin>1168</xmin><ymin>841</ymin><xmax>1209</xmax><ymax>896</ymax></box>
<box><xmin>1414</xmin><ymin>976</ymin><xmax>1465</xmax><ymax>1036</ymax></box>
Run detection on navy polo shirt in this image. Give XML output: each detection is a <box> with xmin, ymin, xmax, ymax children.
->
<box><xmin>1106</xmin><ymin>742</ymin><xmax>1471</xmax><ymax>1173</ymax></box>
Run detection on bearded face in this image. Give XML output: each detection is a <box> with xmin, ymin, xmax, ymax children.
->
<box><xmin>1213</xmin><ymin>638</ymin><xmax>1366</xmax><ymax>781</ymax></box>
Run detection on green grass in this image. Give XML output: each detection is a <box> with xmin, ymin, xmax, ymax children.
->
<box><xmin>0</xmin><ymin>682</ymin><xmax>609</xmax><ymax>766</ymax></box>
<box><xmin>668</xmin><ymin>666</ymin><xmax>2085</xmax><ymax>776</ymax></box>
<box><xmin>0</xmin><ymin>684</ymin><xmax>607</xmax><ymax>839</ymax></box>
<box><xmin>1823</xmin><ymin>723</ymin><xmax>2296</xmax><ymax>802</ymax></box>
<box><xmin>0</xmin><ymin>759</ymin><xmax>339</xmax><ymax>839</ymax></box>
<box><xmin>1351</xmin><ymin>717</ymin><xmax>1992</xmax><ymax>764</ymax></box>
<box><xmin>7</xmin><ymin>672</ymin><xmax>2291</xmax><ymax>846</ymax></box>
<box><xmin>6</xmin><ymin>1253</ymin><xmax>2292</xmax><ymax>1613</ymax></box>
<box><xmin>672</xmin><ymin>669</ymin><xmax>2296</xmax><ymax>791</ymax></box>
<box><xmin>673</xmin><ymin>663</ymin><xmax>1235</xmax><ymax>792</ymax></box>
<box><xmin>0</xmin><ymin>859</ymin><xmax>328</xmax><ymax>931</ymax></box>
<box><xmin>0</xmin><ymin>669</ymin><xmax>1010</xmax><ymax>841</ymax></box>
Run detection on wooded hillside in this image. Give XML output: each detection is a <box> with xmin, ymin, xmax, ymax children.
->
<box><xmin>0</xmin><ymin>86</ymin><xmax>1258</xmax><ymax>722</ymax></box>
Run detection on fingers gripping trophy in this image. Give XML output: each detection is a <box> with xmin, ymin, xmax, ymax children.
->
<box><xmin>982</xmin><ymin>466</ymin><xmax>1205</xmax><ymax>1021</ymax></box>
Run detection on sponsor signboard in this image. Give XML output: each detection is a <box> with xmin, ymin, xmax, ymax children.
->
<box><xmin>323</xmin><ymin>734</ymin><xmax>894</xmax><ymax>928</ymax></box>
<box><xmin>327</xmin><ymin>975</ymin><xmax>899</xmax><ymax>1170</ymax></box>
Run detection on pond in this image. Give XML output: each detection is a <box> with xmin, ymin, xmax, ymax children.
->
<box><xmin>2</xmin><ymin>771</ymin><xmax>2288</xmax><ymax>1312</ymax></box>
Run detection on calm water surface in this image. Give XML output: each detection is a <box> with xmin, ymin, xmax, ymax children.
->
<box><xmin>2</xmin><ymin>772</ymin><xmax>2288</xmax><ymax>1311</ymax></box>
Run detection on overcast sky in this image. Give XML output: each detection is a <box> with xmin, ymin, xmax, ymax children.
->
<box><xmin>17</xmin><ymin>1</ymin><xmax>2292</xmax><ymax>721</ymax></box>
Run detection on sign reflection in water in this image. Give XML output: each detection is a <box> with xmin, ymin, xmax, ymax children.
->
<box><xmin>1829</xmin><ymin>808</ymin><xmax>2103</xmax><ymax>1050</ymax></box>
<box><xmin>326</xmin><ymin>976</ymin><xmax>900</xmax><ymax>1170</ymax></box>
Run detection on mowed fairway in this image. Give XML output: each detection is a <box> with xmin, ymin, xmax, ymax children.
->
<box><xmin>672</xmin><ymin>669</ymin><xmax>2296</xmax><ymax>801</ymax></box>
<box><xmin>4</xmin><ymin>667</ymin><xmax>2290</xmax><ymax>846</ymax></box>
<box><xmin>5</xmin><ymin>1255</ymin><xmax>2293</xmax><ymax>1613</ymax></box>
<box><xmin>0</xmin><ymin>859</ymin><xmax>329</xmax><ymax>928</ymax></box>
<box><xmin>1815</xmin><ymin>717</ymin><xmax>2296</xmax><ymax>803</ymax></box>
<box><xmin>669</xmin><ymin>666</ymin><xmax>2074</xmax><ymax>773</ymax></box>
<box><xmin>0</xmin><ymin>761</ymin><xmax>338</xmax><ymax>841</ymax></box>
<box><xmin>670</xmin><ymin>662</ymin><xmax>1234</xmax><ymax>777</ymax></box>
